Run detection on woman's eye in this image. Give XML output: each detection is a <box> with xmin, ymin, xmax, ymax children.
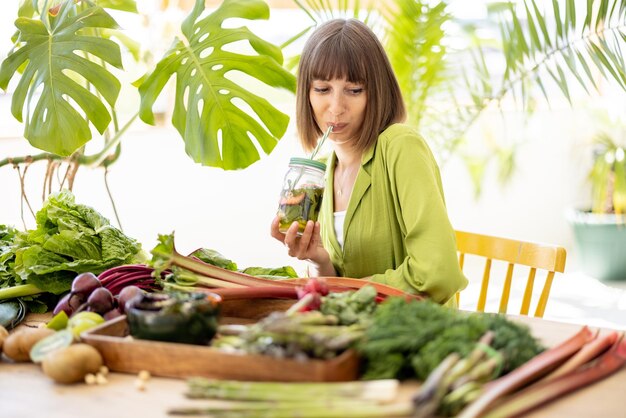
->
<box><xmin>347</xmin><ymin>88</ymin><xmax>364</xmax><ymax>95</ymax></box>
<box><xmin>312</xmin><ymin>87</ymin><xmax>329</xmax><ymax>93</ymax></box>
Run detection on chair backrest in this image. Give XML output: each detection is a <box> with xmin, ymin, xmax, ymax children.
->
<box><xmin>455</xmin><ymin>230</ymin><xmax>566</xmax><ymax>318</ymax></box>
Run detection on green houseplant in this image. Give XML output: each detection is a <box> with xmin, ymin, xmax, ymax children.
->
<box><xmin>569</xmin><ymin>118</ymin><xmax>626</xmax><ymax>281</ymax></box>
<box><xmin>0</xmin><ymin>0</ymin><xmax>296</xmax><ymax>215</ymax></box>
<box><xmin>292</xmin><ymin>0</ymin><xmax>626</xmax><ymax>191</ymax></box>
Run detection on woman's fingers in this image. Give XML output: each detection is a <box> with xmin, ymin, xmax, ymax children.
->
<box><xmin>311</xmin><ymin>221</ymin><xmax>322</xmax><ymax>248</ymax></box>
<box><xmin>284</xmin><ymin>222</ymin><xmax>300</xmax><ymax>257</ymax></box>
<box><xmin>284</xmin><ymin>221</ymin><xmax>318</xmax><ymax>260</ymax></box>
<box><xmin>270</xmin><ymin>216</ymin><xmax>286</xmax><ymax>242</ymax></box>
<box><xmin>298</xmin><ymin>221</ymin><xmax>315</xmax><ymax>254</ymax></box>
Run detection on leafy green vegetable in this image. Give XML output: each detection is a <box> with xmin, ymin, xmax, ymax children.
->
<box><xmin>153</xmin><ymin>234</ymin><xmax>298</xmax><ymax>287</ymax></box>
<box><xmin>0</xmin><ymin>225</ymin><xmax>19</xmax><ymax>289</ymax></box>
<box><xmin>0</xmin><ymin>190</ymin><xmax>146</xmax><ymax>311</ymax></box>
<box><xmin>321</xmin><ymin>285</ymin><xmax>378</xmax><ymax>325</ymax></box>
<box><xmin>190</xmin><ymin>248</ymin><xmax>238</xmax><ymax>271</ymax></box>
<box><xmin>358</xmin><ymin>298</ymin><xmax>544</xmax><ymax>381</ymax></box>
<box><xmin>241</xmin><ymin>266</ymin><xmax>298</xmax><ymax>279</ymax></box>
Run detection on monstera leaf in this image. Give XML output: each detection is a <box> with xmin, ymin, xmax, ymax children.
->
<box><xmin>0</xmin><ymin>1</ymin><xmax>123</xmax><ymax>156</ymax></box>
<box><xmin>138</xmin><ymin>0</ymin><xmax>296</xmax><ymax>170</ymax></box>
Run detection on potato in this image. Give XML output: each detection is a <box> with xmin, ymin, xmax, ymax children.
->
<box><xmin>42</xmin><ymin>343</ymin><xmax>103</xmax><ymax>384</ymax></box>
<box><xmin>2</xmin><ymin>327</ymin><xmax>55</xmax><ymax>362</ymax></box>
<box><xmin>0</xmin><ymin>325</ymin><xmax>8</xmax><ymax>353</ymax></box>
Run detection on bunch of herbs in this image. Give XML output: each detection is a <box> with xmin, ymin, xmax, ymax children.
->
<box><xmin>358</xmin><ymin>298</ymin><xmax>544</xmax><ymax>381</ymax></box>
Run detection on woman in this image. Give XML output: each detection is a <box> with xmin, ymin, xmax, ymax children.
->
<box><xmin>270</xmin><ymin>18</ymin><xmax>467</xmax><ymax>305</ymax></box>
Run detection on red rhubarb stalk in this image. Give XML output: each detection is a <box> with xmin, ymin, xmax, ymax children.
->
<box><xmin>457</xmin><ymin>326</ymin><xmax>594</xmax><ymax>418</ymax></box>
<box><xmin>482</xmin><ymin>335</ymin><xmax>626</xmax><ymax>418</ymax></box>
<box><xmin>543</xmin><ymin>330</ymin><xmax>619</xmax><ymax>382</ymax></box>
<box><xmin>152</xmin><ymin>236</ymin><xmax>296</xmax><ymax>288</ymax></box>
<box><xmin>207</xmin><ymin>286</ymin><xmax>299</xmax><ymax>300</ymax></box>
<box><xmin>151</xmin><ymin>233</ymin><xmax>421</xmax><ymax>299</ymax></box>
<box><xmin>287</xmin><ymin>276</ymin><xmax>425</xmax><ymax>300</ymax></box>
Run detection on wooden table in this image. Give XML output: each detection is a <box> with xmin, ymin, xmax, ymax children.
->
<box><xmin>1</xmin><ymin>315</ymin><xmax>624</xmax><ymax>418</ymax></box>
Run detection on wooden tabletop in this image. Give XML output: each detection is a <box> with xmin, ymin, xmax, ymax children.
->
<box><xmin>1</xmin><ymin>314</ymin><xmax>624</xmax><ymax>418</ymax></box>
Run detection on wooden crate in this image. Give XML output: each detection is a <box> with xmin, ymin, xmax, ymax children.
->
<box><xmin>81</xmin><ymin>299</ymin><xmax>359</xmax><ymax>382</ymax></box>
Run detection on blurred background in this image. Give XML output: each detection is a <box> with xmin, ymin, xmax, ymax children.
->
<box><xmin>1</xmin><ymin>0</ymin><xmax>625</xmax><ymax>327</ymax></box>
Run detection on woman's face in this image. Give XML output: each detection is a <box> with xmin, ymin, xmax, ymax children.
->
<box><xmin>309</xmin><ymin>78</ymin><xmax>367</xmax><ymax>144</ymax></box>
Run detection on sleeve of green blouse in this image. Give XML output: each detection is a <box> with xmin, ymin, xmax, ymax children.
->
<box><xmin>369</xmin><ymin>131</ymin><xmax>468</xmax><ymax>304</ymax></box>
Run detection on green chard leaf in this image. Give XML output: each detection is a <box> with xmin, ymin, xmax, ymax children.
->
<box><xmin>241</xmin><ymin>266</ymin><xmax>298</xmax><ymax>279</ymax></box>
<box><xmin>190</xmin><ymin>248</ymin><xmax>238</xmax><ymax>271</ymax></box>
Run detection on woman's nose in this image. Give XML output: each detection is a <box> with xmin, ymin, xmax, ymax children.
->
<box><xmin>328</xmin><ymin>93</ymin><xmax>345</xmax><ymax>116</ymax></box>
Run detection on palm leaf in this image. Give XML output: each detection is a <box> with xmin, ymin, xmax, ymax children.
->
<box><xmin>383</xmin><ymin>0</ymin><xmax>450</xmax><ymax>128</ymax></box>
<box><xmin>137</xmin><ymin>0</ymin><xmax>296</xmax><ymax>170</ymax></box>
<box><xmin>0</xmin><ymin>0</ymin><xmax>122</xmax><ymax>156</ymax></box>
<box><xmin>488</xmin><ymin>0</ymin><xmax>626</xmax><ymax>113</ymax></box>
<box><xmin>286</xmin><ymin>0</ymin><xmax>379</xmax><ymax>75</ymax></box>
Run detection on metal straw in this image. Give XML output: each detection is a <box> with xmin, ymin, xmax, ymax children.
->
<box><xmin>310</xmin><ymin>125</ymin><xmax>333</xmax><ymax>160</ymax></box>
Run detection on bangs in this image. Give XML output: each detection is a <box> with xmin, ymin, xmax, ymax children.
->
<box><xmin>307</xmin><ymin>36</ymin><xmax>367</xmax><ymax>84</ymax></box>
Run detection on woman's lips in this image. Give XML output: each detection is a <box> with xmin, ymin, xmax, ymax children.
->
<box><xmin>329</xmin><ymin>123</ymin><xmax>347</xmax><ymax>132</ymax></box>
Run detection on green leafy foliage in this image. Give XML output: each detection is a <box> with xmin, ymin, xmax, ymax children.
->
<box><xmin>19</xmin><ymin>190</ymin><xmax>145</xmax><ymax>287</ymax></box>
<box><xmin>0</xmin><ymin>1</ymin><xmax>123</xmax><ymax>156</ymax></box>
<box><xmin>292</xmin><ymin>0</ymin><xmax>626</xmax><ymax>195</ymax></box>
<box><xmin>0</xmin><ymin>225</ymin><xmax>19</xmax><ymax>289</ymax></box>
<box><xmin>590</xmin><ymin>128</ymin><xmax>626</xmax><ymax>214</ymax></box>
<box><xmin>358</xmin><ymin>298</ymin><xmax>544</xmax><ymax>381</ymax></box>
<box><xmin>320</xmin><ymin>285</ymin><xmax>377</xmax><ymax>325</ymax></box>
<box><xmin>137</xmin><ymin>0</ymin><xmax>296</xmax><ymax>169</ymax></box>
<box><xmin>241</xmin><ymin>265</ymin><xmax>298</xmax><ymax>278</ymax></box>
<box><xmin>382</xmin><ymin>0</ymin><xmax>450</xmax><ymax>129</ymax></box>
<box><xmin>0</xmin><ymin>190</ymin><xmax>145</xmax><ymax>311</ymax></box>
<box><xmin>190</xmin><ymin>248</ymin><xmax>238</xmax><ymax>271</ymax></box>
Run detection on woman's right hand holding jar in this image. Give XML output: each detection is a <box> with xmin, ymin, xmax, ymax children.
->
<box><xmin>270</xmin><ymin>216</ymin><xmax>337</xmax><ymax>276</ymax></box>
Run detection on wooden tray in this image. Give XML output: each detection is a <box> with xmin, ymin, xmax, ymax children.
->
<box><xmin>81</xmin><ymin>300</ymin><xmax>359</xmax><ymax>382</ymax></box>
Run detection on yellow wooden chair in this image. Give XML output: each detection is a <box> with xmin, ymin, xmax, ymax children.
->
<box><xmin>455</xmin><ymin>230</ymin><xmax>566</xmax><ymax>318</ymax></box>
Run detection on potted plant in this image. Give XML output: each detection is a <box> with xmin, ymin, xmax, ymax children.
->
<box><xmin>292</xmin><ymin>0</ymin><xmax>626</xmax><ymax>192</ymax></box>
<box><xmin>0</xmin><ymin>0</ymin><xmax>296</xmax><ymax>207</ymax></box>
<box><xmin>569</xmin><ymin>117</ymin><xmax>626</xmax><ymax>281</ymax></box>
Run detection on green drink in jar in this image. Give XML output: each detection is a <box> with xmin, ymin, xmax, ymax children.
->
<box><xmin>277</xmin><ymin>157</ymin><xmax>326</xmax><ymax>234</ymax></box>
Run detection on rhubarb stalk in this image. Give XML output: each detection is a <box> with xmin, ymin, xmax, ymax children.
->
<box><xmin>151</xmin><ymin>233</ymin><xmax>421</xmax><ymax>299</ymax></box>
<box><xmin>482</xmin><ymin>335</ymin><xmax>626</xmax><ymax>418</ymax></box>
<box><xmin>457</xmin><ymin>326</ymin><xmax>594</xmax><ymax>418</ymax></box>
<box><xmin>542</xmin><ymin>330</ymin><xmax>619</xmax><ymax>381</ymax></box>
<box><xmin>151</xmin><ymin>233</ymin><xmax>296</xmax><ymax>288</ymax></box>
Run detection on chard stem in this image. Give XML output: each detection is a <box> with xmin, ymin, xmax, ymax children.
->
<box><xmin>0</xmin><ymin>284</ymin><xmax>43</xmax><ymax>301</ymax></box>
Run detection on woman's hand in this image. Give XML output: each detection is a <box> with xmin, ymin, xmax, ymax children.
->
<box><xmin>270</xmin><ymin>216</ymin><xmax>336</xmax><ymax>276</ymax></box>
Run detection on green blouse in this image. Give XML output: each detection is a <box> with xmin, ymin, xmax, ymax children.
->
<box><xmin>319</xmin><ymin>123</ymin><xmax>468</xmax><ymax>304</ymax></box>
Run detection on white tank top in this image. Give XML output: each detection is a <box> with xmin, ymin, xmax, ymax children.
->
<box><xmin>334</xmin><ymin>210</ymin><xmax>347</xmax><ymax>249</ymax></box>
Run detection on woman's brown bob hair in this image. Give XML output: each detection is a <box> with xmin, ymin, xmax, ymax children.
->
<box><xmin>296</xmin><ymin>19</ymin><xmax>406</xmax><ymax>153</ymax></box>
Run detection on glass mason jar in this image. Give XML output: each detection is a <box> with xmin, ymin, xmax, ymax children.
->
<box><xmin>277</xmin><ymin>157</ymin><xmax>327</xmax><ymax>235</ymax></box>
